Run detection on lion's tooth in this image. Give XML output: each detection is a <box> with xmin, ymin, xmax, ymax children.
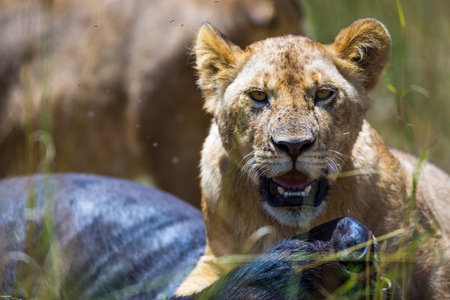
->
<box><xmin>278</xmin><ymin>186</ymin><xmax>285</xmax><ymax>196</ymax></box>
<box><xmin>304</xmin><ymin>185</ymin><xmax>312</xmax><ymax>196</ymax></box>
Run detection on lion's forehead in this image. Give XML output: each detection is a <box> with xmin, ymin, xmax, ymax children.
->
<box><xmin>242</xmin><ymin>36</ymin><xmax>343</xmax><ymax>90</ymax></box>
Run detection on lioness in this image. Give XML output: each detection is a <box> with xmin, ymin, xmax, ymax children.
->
<box><xmin>176</xmin><ymin>19</ymin><xmax>450</xmax><ymax>298</ymax></box>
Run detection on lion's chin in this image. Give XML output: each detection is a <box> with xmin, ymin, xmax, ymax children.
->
<box><xmin>261</xmin><ymin>204</ymin><xmax>326</xmax><ymax>228</ymax></box>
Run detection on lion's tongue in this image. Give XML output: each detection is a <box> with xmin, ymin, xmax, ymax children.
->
<box><xmin>272</xmin><ymin>170</ymin><xmax>312</xmax><ymax>190</ymax></box>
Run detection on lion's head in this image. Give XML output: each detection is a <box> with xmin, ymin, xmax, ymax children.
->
<box><xmin>195</xmin><ymin>19</ymin><xmax>391</xmax><ymax>227</ymax></box>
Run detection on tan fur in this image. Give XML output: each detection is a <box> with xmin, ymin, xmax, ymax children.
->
<box><xmin>177</xmin><ymin>19</ymin><xmax>450</xmax><ymax>298</ymax></box>
<box><xmin>0</xmin><ymin>0</ymin><xmax>305</xmax><ymax>207</ymax></box>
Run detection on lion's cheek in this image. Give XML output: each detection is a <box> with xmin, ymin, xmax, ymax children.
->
<box><xmin>317</xmin><ymin>100</ymin><xmax>365</xmax><ymax>153</ymax></box>
<box><xmin>215</xmin><ymin>105</ymin><xmax>254</xmax><ymax>155</ymax></box>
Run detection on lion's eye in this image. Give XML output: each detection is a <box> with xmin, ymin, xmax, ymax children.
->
<box><xmin>250</xmin><ymin>91</ymin><xmax>268</xmax><ymax>102</ymax></box>
<box><xmin>315</xmin><ymin>88</ymin><xmax>335</xmax><ymax>102</ymax></box>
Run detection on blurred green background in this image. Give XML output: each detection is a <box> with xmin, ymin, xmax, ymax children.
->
<box><xmin>302</xmin><ymin>0</ymin><xmax>450</xmax><ymax>173</ymax></box>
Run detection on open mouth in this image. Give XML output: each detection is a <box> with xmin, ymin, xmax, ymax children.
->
<box><xmin>260</xmin><ymin>170</ymin><xmax>328</xmax><ymax>207</ymax></box>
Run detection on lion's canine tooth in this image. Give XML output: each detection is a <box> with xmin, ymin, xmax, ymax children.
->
<box><xmin>277</xmin><ymin>186</ymin><xmax>285</xmax><ymax>196</ymax></box>
<box><xmin>304</xmin><ymin>185</ymin><xmax>312</xmax><ymax>196</ymax></box>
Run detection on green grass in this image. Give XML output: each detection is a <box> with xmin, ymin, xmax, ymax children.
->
<box><xmin>300</xmin><ymin>2</ymin><xmax>447</xmax><ymax>297</ymax></box>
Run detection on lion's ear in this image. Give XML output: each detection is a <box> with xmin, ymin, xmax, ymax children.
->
<box><xmin>194</xmin><ymin>23</ymin><xmax>242</xmax><ymax>114</ymax></box>
<box><xmin>332</xmin><ymin>19</ymin><xmax>391</xmax><ymax>91</ymax></box>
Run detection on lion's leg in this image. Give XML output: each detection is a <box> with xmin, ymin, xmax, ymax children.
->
<box><xmin>175</xmin><ymin>254</ymin><xmax>222</xmax><ymax>296</ymax></box>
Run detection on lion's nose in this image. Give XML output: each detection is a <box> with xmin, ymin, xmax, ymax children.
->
<box><xmin>272</xmin><ymin>136</ymin><xmax>315</xmax><ymax>158</ymax></box>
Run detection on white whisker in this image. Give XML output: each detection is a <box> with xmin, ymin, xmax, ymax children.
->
<box><xmin>238</xmin><ymin>151</ymin><xmax>256</xmax><ymax>170</ymax></box>
<box><xmin>324</xmin><ymin>156</ymin><xmax>340</xmax><ymax>174</ymax></box>
<box><xmin>327</xmin><ymin>149</ymin><xmax>349</xmax><ymax>167</ymax></box>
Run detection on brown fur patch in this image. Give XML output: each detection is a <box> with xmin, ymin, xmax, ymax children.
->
<box><xmin>0</xmin><ymin>0</ymin><xmax>306</xmax><ymax>207</ymax></box>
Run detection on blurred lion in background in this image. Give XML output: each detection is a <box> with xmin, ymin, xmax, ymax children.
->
<box><xmin>0</xmin><ymin>0</ymin><xmax>306</xmax><ymax>207</ymax></box>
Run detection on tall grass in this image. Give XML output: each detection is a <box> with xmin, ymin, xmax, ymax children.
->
<box><xmin>301</xmin><ymin>1</ymin><xmax>447</xmax><ymax>297</ymax></box>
